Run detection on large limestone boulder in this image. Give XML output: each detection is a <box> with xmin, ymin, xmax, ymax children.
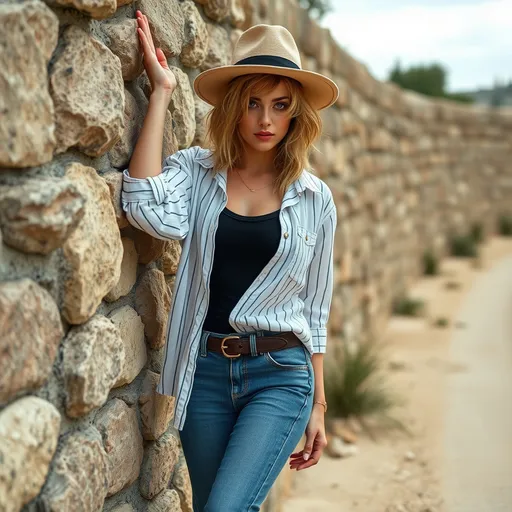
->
<box><xmin>170</xmin><ymin>452</ymin><xmax>193</xmax><ymax>512</ymax></box>
<box><xmin>229</xmin><ymin>0</ymin><xmax>246</xmax><ymax>28</ymax></box>
<box><xmin>193</xmin><ymin>96</ymin><xmax>213</xmax><ymax>146</ymax></box>
<box><xmin>161</xmin><ymin>240</ymin><xmax>182</xmax><ymax>275</ymax></box>
<box><xmin>51</xmin><ymin>0</ymin><xmax>116</xmax><ymax>18</ymax></box>
<box><xmin>135</xmin><ymin>268</ymin><xmax>171</xmax><ymax>350</ymax></box>
<box><xmin>0</xmin><ymin>0</ymin><xmax>58</xmax><ymax>167</ymax></box>
<box><xmin>103</xmin><ymin>170</ymin><xmax>130</xmax><ymax>229</ymax></box>
<box><xmin>139</xmin><ymin>431</ymin><xmax>180</xmax><ymax>499</ymax></box>
<box><xmin>41</xmin><ymin>428</ymin><xmax>110</xmax><ymax>511</ymax></box>
<box><xmin>138</xmin><ymin>0</ymin><xmax>184</xmax><ymax>58</ymax></box>
<box><xmin>0</xmin><ymin>279</ymin><xmax>63</xmax><ymax>404</ymax></box>
<box><xmin>104</xmin><ymin>18</ymin><xmax>144</xmax><ymax>81</ymax></box>
<box><xmin>195</xmin><ymin>0</ymin><xmax>229</xmax><ymax>22</ymax></box>
<box><xmin>50</xmin><ymin>25</ymin><xmax>125</xmax><ymax>157</ymax></box>
<box><xmin>105</xmin><ymin>238</ymin><xmax>138</xmax><ymax>302</ymax></box>
<box><xmin>109</xmin><ymin>305</ymin><xmax>147</xmax><ymax>387</ymax></box>
<box><xmin>132</xmin><ymin>227</ymin><xmax>167</xmax><ymax>265</ymax></box>
<box><xmin>200</xmin><ymin>23</ymin><xmax>231</xmax><ymax>71</ymax></box>
<box><xmin>139</xmin><ymin>370</ymin><xmax>175</xmax><ymax>440</ymax></box>
<box><xmin>62</xmin><ymin>315</ymin><xmax>125</xmax><ymax>417</ymax></box>
<box><xmin>168</xmin><ymin>67</ymin><xmax>196</xmax><ymax>149</ymax></box>
<box><xmin>180</xmin><ymin>1</ymin><xmax>209</xmax><ymax>68</ymax></box>
<box><xmin>148</xmin><ymin>489</ymin><xmax>182</xmax><ymax>511</ymax></box>
<box><xmin>110</xmin><ymin>88</ymin><xmax>143</xmax><ymax>169</ymax></box>
<box><xmin>62</xmin><ymin>162</ymin><xmax>123</xmax><ymax>324</ymax></box>
<box><xmin>0</xmin><ymin>397</ymin><xmax>61</xmax><ymax>512</ymax></box>
<box><xmin>0</xmin><ymin>178</ymin><xmax>85</xmax><ymax>254</ymax></box>
<box><xmin>95</xmin><ymin>399</ymin><xmax>144</xmax><ymax>496</ymax></box>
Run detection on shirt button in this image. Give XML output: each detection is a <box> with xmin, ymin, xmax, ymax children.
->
<box><xmin>305</xmin><ymin>235</ymin><xmax>309</xmax><ymax>241</ymax></box>
<box><xmin>284</xmin><ymin>232</ymin><xmax>289</xmax><ymax>239</ymax></box>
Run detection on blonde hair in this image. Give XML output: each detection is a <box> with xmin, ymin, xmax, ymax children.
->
<box><xmin>204</xmin><ymin>74</ymin><xmax>322</xmax><ymax>196</ymax></box>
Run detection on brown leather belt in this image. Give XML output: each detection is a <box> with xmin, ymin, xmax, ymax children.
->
<box><xmin>207</xmin><ymin>332</ymin><xmax>301</xmax><ymax>358</ymax></box>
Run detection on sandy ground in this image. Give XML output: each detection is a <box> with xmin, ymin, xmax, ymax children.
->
<box><xmin>282</xmin><ymin>236</ymin><xmax>512</xmax><ymax>512</ymax></box>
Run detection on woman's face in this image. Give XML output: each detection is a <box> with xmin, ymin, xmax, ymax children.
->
<box><xmin>238</xmin><ymin>81</ymin><xmax>292</xmax><ymax>153</ymax></box>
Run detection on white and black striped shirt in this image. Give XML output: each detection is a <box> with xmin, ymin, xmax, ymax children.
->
<box><xmin>122</xmin><ymin>146</ymin><xmax>337</xmax><ymax>430</ymax></box>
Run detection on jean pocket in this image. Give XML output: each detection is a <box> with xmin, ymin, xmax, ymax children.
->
<box><xmin>289</xmin><ymin>226</ymin><xmax>317</xmax><ymax>284</ymax></box>
<box><xmin>263</xmin><ymin>345</ymin><xmax>310</xmax><ymax>371</ymax></box>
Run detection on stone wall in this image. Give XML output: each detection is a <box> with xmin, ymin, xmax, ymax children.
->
<box><xmin>0</xmin><ymin>0</ymin><xmax>511</xmax><ymax>511</ymax></box>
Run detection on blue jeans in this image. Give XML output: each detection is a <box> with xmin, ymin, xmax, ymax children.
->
<box><xmin>179</xmin><ymin>330</ymin><xmax>314</xmax><ymax>512</ymax></box>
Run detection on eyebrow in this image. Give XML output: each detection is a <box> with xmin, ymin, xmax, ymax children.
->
<box><xmin>250</xmin><ymin>96</ymin><xmax>290</xmax><ymax>102</ymax></box>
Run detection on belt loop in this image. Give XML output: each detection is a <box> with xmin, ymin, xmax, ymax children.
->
<box><xmin>200</xmin><ymin>330</ymin><xmax>209</xmax><ymax>357</ymax></box>
<box><xmin>249</xmin><ymin>333</ymin><xmax>258</xmax><ymax>356</ymax></box>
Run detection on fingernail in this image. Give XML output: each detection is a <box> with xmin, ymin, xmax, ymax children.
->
<box><xmin>303</xmin><ymin>453</ymin><xmax>309</xmax><ymax>461</ymax></box>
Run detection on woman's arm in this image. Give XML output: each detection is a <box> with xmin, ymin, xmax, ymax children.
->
<box><xmin>290</xmin><ymin>189</ymin><xmax>337</xmax><ymax>470</ymax></box>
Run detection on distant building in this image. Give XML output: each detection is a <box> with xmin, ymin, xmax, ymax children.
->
<box><xmin>461</xmin><ymin>82</ymin><xmax>512</xmax><ymax>107</ymax></box>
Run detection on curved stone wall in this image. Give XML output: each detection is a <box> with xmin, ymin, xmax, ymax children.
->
<box><xmin>1</xmin><ymin>0</ymin><xmax>511</xmax><ymax>510</ymax></box>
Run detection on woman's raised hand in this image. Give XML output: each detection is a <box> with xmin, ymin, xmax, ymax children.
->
<box><xmin>136</xmin><ymin>10</ymin><xmax>177</xmax><ymax>98</ymax></box>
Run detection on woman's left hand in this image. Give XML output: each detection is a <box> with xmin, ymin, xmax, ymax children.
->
<box><xmin>289</xmin><ymin>404</ymin><xmax>328</xmax><ymax>470</ymax></box>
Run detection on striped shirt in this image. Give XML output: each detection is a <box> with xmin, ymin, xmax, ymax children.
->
<box><xmin>121</xmin><ymin>146</ymin><xmax>337</xmax><ymax>430</ymax></box>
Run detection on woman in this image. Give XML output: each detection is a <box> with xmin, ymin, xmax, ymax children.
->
<box><xmin>124</xmin><ymin>11</ymin><xmax>338</xmax><ymax>511</ymax></box>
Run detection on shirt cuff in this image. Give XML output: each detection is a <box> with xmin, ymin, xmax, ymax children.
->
<box><xmin>310</xmin><ymin>328</ymin><xmax>327</xmax><ymax>353</ymax></box>
<box><xmin>122</xmin><ymin>169</ymin><xmax>168</xmax><ymax>205</ymax></box>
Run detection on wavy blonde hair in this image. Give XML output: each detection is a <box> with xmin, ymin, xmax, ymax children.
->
<box><xmin>204</xmin><ymin>74</ymin><xmax>322</xmax><ymax>196</ymax></box>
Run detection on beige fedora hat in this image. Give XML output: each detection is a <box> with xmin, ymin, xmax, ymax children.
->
<box><xmin>193</xmin><ymin>24</ymin><xmax>339</xmax><ymax>111</ymax></box>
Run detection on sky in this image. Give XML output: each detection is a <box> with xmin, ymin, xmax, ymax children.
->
<box><xmin>321</xmin><ymin>0</ymin><xmax>512</xmax><ymax>92</ymax></box>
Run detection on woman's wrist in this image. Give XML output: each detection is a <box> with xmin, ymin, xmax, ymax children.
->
<box><xmin>313</xmin><ymin>400</ymin><xmax>328</xmax><ymax>413</ymax></box>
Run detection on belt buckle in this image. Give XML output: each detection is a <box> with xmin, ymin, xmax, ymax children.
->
<box><xmin>220</xmin><ymin>335</ymin><xmax>241</xmax><ymax>358</ymax></box>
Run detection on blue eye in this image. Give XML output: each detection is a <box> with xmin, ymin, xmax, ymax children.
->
<box><xmin>248</xmin><ymin>100</ymin><xmax>258</xmax><ymax>109</ymax></box>
<box><xmin>275</xmin><ymin>102</ymin><xmax>289</xmax><ymax>110</ymax></box>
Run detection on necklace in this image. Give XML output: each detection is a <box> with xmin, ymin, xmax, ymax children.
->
<box><xmin>234</xmin><ymin>168</ymin><xmax>276</xmax><ymax>193</ymax></box>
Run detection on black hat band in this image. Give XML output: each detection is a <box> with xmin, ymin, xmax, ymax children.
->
<box><xmin>234</xmin><ymin>55</ymin><xmax>301</xmax><ymax>70</ymax></box>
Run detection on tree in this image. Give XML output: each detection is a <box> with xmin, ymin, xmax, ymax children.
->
<box><xmin>298</xmin><ymin>0</ymin><xmax>333</xmax><ymax>20</ymax></box>
<box><xmin>388</xmin><ymin>60</ymin><xmax>473</xmax><ymax>104</ymax></box>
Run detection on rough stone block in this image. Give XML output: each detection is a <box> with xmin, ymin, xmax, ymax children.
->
<box><xmin>0</xmin><ymin>397</ymin><xmax>61</xmax><ymax>512</ymax></box>
<box><xmin>104</xmin><ymin>19</ymin><xmax>144</xmax><ymax>81</ymax></box>
<box><xmin>0</xmin><ymin>178</ymin><xmax>85</xmax><ymax>255</ymax></box>
<box><xmin>42</xmin><ymin>428</ymin><xmax>109</xmax><ymax>511</ymax></box>
<box><xmin>0</xmin><ymin>0</ymin><xmax>58</xmax><ymax>168</ymax></box>
<box><xmin>200</xmin><ymin>23</ymin><xmax>231</xmax><ymax>71</ymax></box>
<box><xmin>95</xmin><ymin>399</ymin><xmax>144</xmax><ymax>496</ymax></box>
<box><xmin>109</xmin><ymin>305</ymin><xmax>147</xmax><ymax>387</ymax></box>
<box><xmin>139</xmin><ymin>370</ymin><xmax>175</xmax><ymax>440</ymax></box>
<box><xmin>50</xmin><ymin>25</ymin><xmax>125</xmax><ymax>156</ymax></box>
<box><xmin>0</xmin><ymin>279</ymin><xmax>63</xmax><ymax>404</ymax></box>
<box><xmin>62</xmin><ymin>162</ymin><xmax>123</xmax><ymax>324</ymax></box>
<box><xmin>138</xmin><ymin>0</ymin><xmax>184</xmax><ymax>58</ymax></box>
<box><xmin>139</xmin><ymin>431</ymin><xmax>180</xmax><ymax>499</ymax></box>
<box><xmin>148</xmin><ymin>489</ymin><xmax>181</xmax><ymax>511</ymax></box>
<box><xmin>103</xmin><ymin>170</ymin><xmax>130</xmax><ymax>229</ymax></box>
<box><xmin>168</xmin><ymin>67</ymin><xmax>196</xmax><ymax>149</ymax></box>
<box><xmin>135</xmin><ymin>268</ymin><xmax>171</xmax><ymax>349</ymax></box>
<box><xmin>63</xmin><ymin>315</ymin><xmax>125</xmax><ymax>417</ymax></box>
<box><xmin>180</xmin><ymin>1</ymin><xmax>209</xmax><ymax>68</ymax></box>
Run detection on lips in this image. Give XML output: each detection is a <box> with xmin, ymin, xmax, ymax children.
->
<box><xmin>255</xmin><ymin>132</ymin><xmax>274</xmax><ymax>136</ymax></box>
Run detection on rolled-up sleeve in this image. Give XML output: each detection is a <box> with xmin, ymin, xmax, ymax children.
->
<box><xmin>121</xmin><ymin>150</ymin><xmax>193</xmax><ymax>241</ymax></box>
<box><xmin>299</xmin><ymin>195</ymin><xmax>337</xmax><ymax>353</ymax></box>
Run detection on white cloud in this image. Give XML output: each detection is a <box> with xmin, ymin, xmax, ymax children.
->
<box><xmin>321</xmin><ymin>0</ymin><xmax>512</xmax><ymax>90</ymax></box>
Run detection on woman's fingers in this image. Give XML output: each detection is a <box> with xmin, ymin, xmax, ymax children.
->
<box><xmin>136</xmin><ymin>10</ymin><xmax>155</xmax><ymax>55</ymax></box>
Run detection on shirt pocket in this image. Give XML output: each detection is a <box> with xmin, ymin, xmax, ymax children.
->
<box><xmin>288</xmin><ymin>226</ymin><xmax>317</xmax><ymax>284</ymax></box>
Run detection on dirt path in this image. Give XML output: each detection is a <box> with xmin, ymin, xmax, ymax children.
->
<box><xmin>442</xmin><ymin>252</ymin><xmax>512</xmax><ymax>512</ymax></box>
<box><xmin>282</xmin><ymin>237</ymin><xmax>512</xmax><ymax>512</ymax></box>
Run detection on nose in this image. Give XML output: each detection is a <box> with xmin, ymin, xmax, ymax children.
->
<box><xmin>259</xmin><ymin>105</ymin><xmax>272</xmax><ymax>127</ymax></box>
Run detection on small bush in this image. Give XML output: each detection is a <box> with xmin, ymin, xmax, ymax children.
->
<box><xmin>434</xmin><ymin>317</ymin><xmax>449</xmax><ymax>328</ymax></box>
<box><xmin>449</xmin><ymin>234</ymin><xmax>478</xmax><ymax>258</ymax></box>
<box><xmin>392</xmin><ymin>296</ymin><xmax>425</xmax><ymax>317</ymax></box>
<box><xmin>470</xmin><ymin>222</ymin><xmax>484</xmax><ymax>244</ymax></box>
<box><xmin>423</xmin><ymin>250</ymin><xmax>439</xmax><ymax>276</ymax></box>
<box><xmin>498</xmin><ymin>215</ymin><xmax>512</xmax><ymax>236</ymax></box>
<box><xmin>324</xmin><ymin>342</ymin><xmax>403</xmax><ymax>434</ymax></box>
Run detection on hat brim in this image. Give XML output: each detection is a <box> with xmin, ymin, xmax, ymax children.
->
<box><xmin>193</xmin><ymin>65</ymin><xmax>339</xmax><ymax>111</ymax></box>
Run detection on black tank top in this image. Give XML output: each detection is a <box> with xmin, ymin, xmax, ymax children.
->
<box><xmin>202</xmin><ymin>207</ymin><xmax>281</xmax><ymax>334</ymax></box>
